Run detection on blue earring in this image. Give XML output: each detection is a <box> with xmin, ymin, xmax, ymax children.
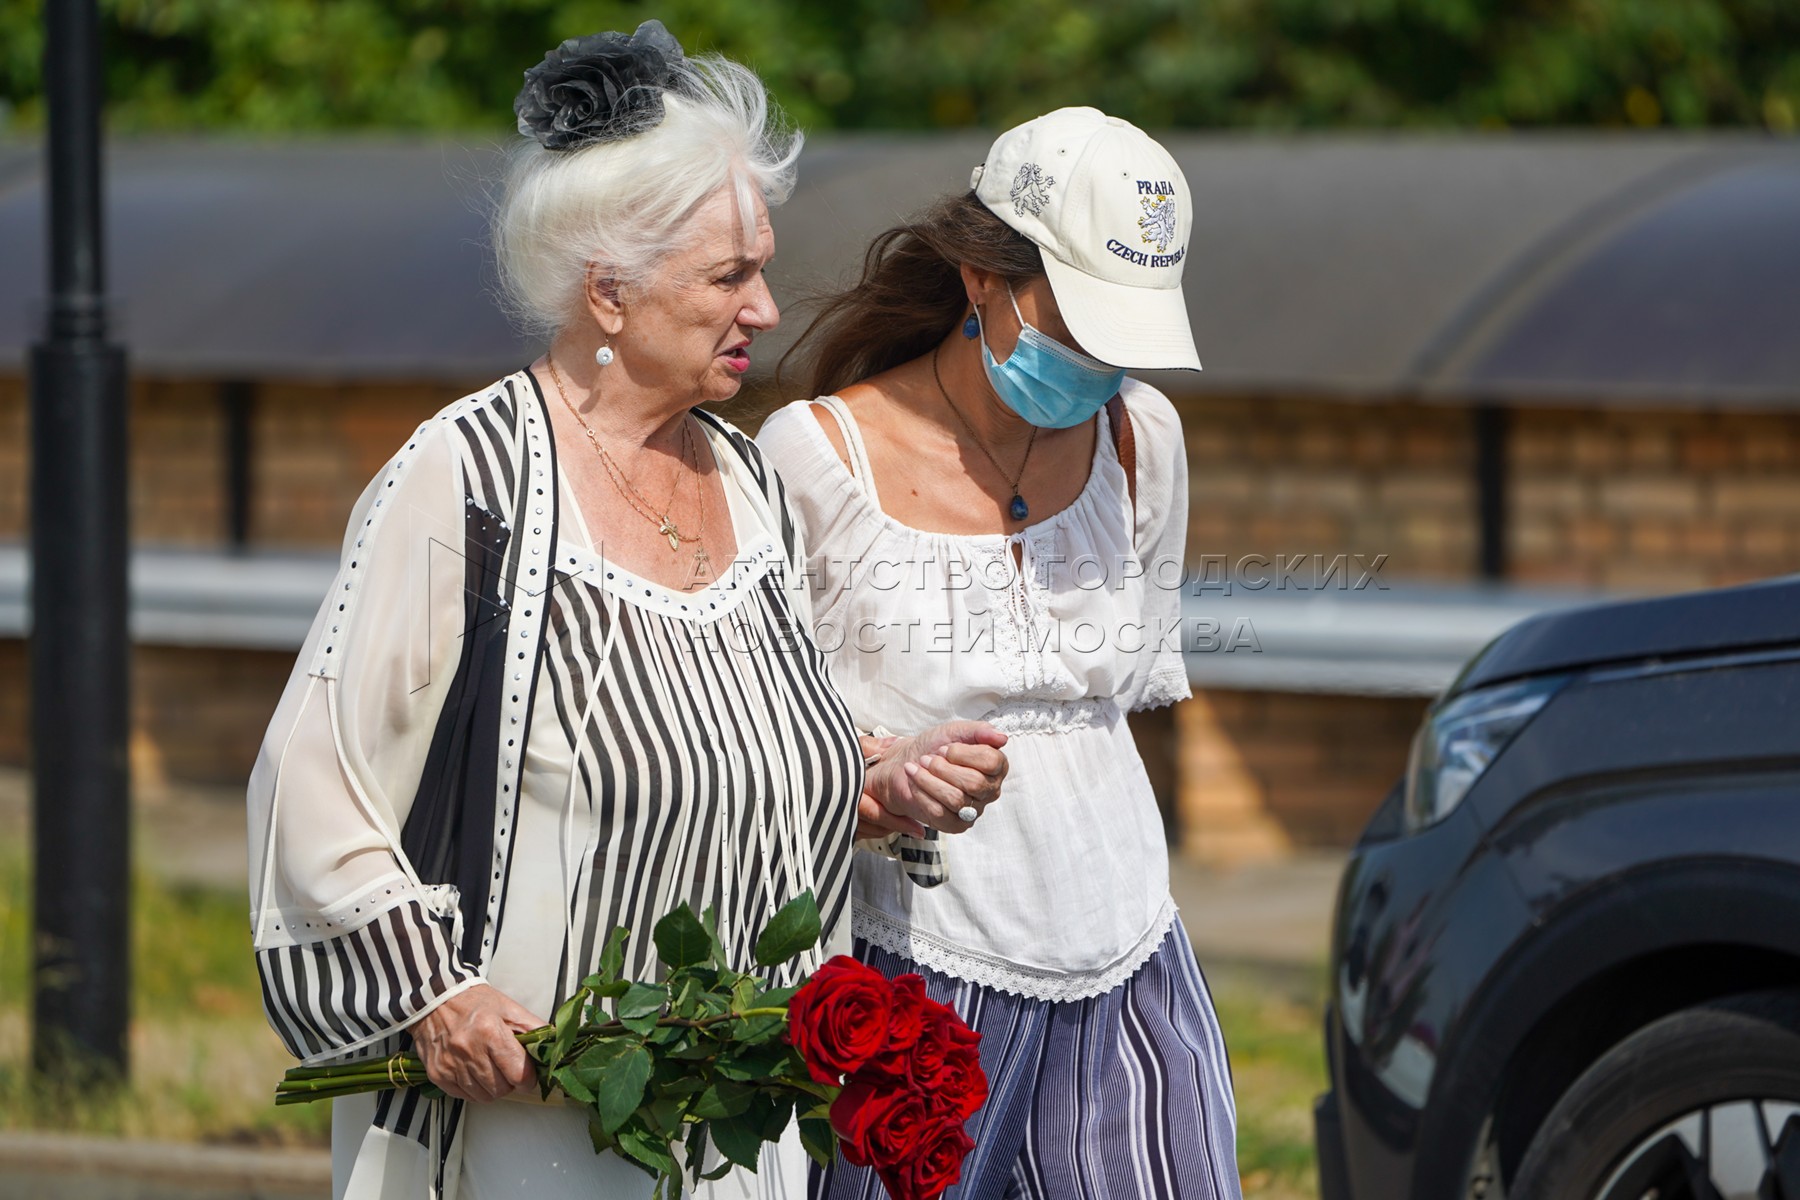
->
<box><xmin>962</xmin><ymin>311</ymin><xmax>980</xmax><ymax>339</ymax></box>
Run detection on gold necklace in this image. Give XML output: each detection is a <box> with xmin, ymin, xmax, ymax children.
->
<box><xmin>545</xmin><ymin>357</ymin><xmax>710</xmax><ymax>573</ymax></box>
<box><xmin>931</xmin><ymin>343</ymin><xmax>1040</xmax><ymax>522</ymax></box>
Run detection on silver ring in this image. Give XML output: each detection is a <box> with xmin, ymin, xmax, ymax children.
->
<box><xmin>958</xmin><ymin>805</ymin><xmax>979</xmax><ymax>824</ymax></box>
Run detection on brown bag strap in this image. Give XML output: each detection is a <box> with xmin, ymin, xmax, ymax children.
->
<box><xmin>1106</xmin><ymin>393</ymin><xmax>1137</xmax><ymax>521</ymax></box>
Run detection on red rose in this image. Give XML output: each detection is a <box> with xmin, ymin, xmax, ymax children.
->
<box><xmin>787</xmin><ymin>955</ymin><xmax>893</xmax><ymax>1084</ymax></box>
<box><xmin>855</xmin><ymin>1043</ymin><xmax>914</xmax><ymax>1086</ymax></box>
<box><xmin>910</xmin><ymin>998</ymin><xmax>980</xmax><ymax>1091</ymax></box>
<box><xmin>934</xmin><ymin>1041</ymin><xmax>988</xmax><ymax>1121</ymax></box>
<box><xmin>830</xmin><ymin>1077</ymin><xmax>935</xmax><ymax>1169</ymax></box>
<box><xmin>886</xmin><ymin>974</ymin><xmax>928</xmax><ymax>1053</ymax></box>
<box><xmin>877</xmin><ymin>1115</ymin><xmax>976</xmax><ymax>1200</ymax></box>
<box><xmin>841</xmin><ymin>974</ymin><xmax>930</xmax><ymax>1086</ymax></box>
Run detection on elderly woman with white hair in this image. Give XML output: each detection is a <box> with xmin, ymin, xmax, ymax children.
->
<box><xmin>246</xmin><ymin>24</ymin><xmax>1005</xmax><ymax>1200</ymax></box>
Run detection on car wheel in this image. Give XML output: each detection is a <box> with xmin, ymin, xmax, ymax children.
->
<box><xmin>1510</xmin><ymin>990</ymin><xmax>1800</xmax><ymax>1200</ymax></box>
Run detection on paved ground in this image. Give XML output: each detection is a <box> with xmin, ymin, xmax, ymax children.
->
<box><xmin>0</xmin><ymin>1132</ymin><xmax>329</xmax><ymax>1199</ymax></box>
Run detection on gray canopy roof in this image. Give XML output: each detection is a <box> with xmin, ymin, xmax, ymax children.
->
<box><xmin>1</xmin><ymin>132</ymin><xmax>1796</xmax><ymax>404</ymax></box>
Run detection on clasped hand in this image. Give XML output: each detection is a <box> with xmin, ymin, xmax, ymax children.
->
<box><xmin>413</xmin><ymin>984</ymin><xmax>541</xmax><ymax>1103</ymax></box>
<box><xmin>859</xmin><ymin>719</ymin><xmax>1009</xmax><ymax>840</ymax></box>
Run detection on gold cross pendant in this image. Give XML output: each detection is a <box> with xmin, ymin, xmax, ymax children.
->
<box><xmin>658</xmin><ymin>517</ymin><xmax>680</xmax><ymax>551</ymax></box>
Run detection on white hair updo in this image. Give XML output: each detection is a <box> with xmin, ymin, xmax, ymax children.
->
<box><xmin>491</xmin><ymin>52</ymin><xmax>801</xmax><ymax>340</ymax></box>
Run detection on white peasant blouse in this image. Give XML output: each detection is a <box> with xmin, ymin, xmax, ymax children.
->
<box><xmin>755</xmin><ymin>378</ymin><xmax>1192</xmax><ymax>1001</ymax></box>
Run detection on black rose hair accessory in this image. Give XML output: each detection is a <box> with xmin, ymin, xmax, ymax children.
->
<box><xmin>514</xmin><ymin>20</ymin><xmax>686</xmax><ymax>152</ymax></box>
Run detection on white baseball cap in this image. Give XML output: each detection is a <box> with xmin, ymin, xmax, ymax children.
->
<box><xmin>971</xmin><ymin>107</ymin><xmax>1201</xmax><ymax>371</ymax></box>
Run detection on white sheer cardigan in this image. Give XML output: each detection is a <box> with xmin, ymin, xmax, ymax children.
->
<box><xmin>248</xmin><ymin>372</ymin><xmax>849</xmax><ymax>1199</ymax></box>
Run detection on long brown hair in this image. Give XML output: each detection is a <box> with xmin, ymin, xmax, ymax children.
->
<box><xmin>779</xmin><ymin>191</ymin><xmax>1042</xmax><ymax>399</ymax></box>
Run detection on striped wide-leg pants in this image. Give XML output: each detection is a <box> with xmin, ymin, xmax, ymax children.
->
<box><xmin>811</xmin><ymin>915</ymin><xmax>1242</xmax><ymax>1200</ymax></box>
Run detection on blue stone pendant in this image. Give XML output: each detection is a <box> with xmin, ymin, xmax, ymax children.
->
<box><xmin>963</xmin><ymin>312</ymin><xmax>981</xmax><ymax>339</ymax></box>
<box><xmin>1009</xmin><ymin>494</ymin><xmax>1029</xmax><ymax>521</ymax></box>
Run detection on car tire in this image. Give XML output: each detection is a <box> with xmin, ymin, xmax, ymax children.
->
<box><xmin>1509</xmin><ymin>989</ymin><xmax>1800</xmax><ymax>1200</ymax></box>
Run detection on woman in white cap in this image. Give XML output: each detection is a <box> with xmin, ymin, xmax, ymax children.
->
<box><xmin>759</xmin><ymin>108</ymin><xmax>1240</xmax><ymax>1199</ymax></box>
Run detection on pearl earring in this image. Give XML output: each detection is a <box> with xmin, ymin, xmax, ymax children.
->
<box><xmin>595</xmin><ymin>342</ymin><xmax>615</xmax><ymax>367</ymax></box>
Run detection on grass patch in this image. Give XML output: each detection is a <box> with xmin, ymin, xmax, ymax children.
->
<box><xmin>1211</xmin><ymin>961</ymin><xmax>1327</xmax><ymax>1200</ymax></box>
<box><xmin>0</xmin><ymin>851</ymin><xmax>329</xmax><ymax>1146</ymax></box>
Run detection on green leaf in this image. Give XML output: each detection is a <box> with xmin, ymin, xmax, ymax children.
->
<box><xmin>615</xmin><ymin>1123</ymin><xmax>678</xmax><ymax>1179</ymax></box>
<box><xmin>754</xmin><ymin>891</ymin><xmax>821</xmax><ymax>967</ymax></box>
<box><xmin>715</xmin><ymin>1043</ymin><xmax>791</xmax><ymax>1082</ymax></box>
<box><xmin>654</xmin><ymin>904</ymin><xmax>712</xmax><ymax>969</ymax></box>
<box><xmin>708</xmin><ymin>1109</ymin><xmax>765</xmax><ymax>1171</ymax></box>
<box><xmin>683</xmin><ymin>1121</ymin><xmax>712</xmax><ymax>1179</ymax></box>
<box><xmin>589</xmin><ymin>978</ymin><xmax>631</xmax><ymax>1001</ymax></box>
<box><xmin>553</xmin><ymin>1064</ymin><xmax>596</xmax><ymax>1105</ymax></box>
<box><xmin>620</xmin><ymin>1010</ymin><xmax>661</xmax><ymax>1037</ymax></box>
<box><xmin>758</xmin><ymin>1094</ymin><xmax>795</xmax><ymax>1142</ymax></box>
<box><xmin>781</xmin><ymin>1078</ymin><xmax>840</xmax><ymax>1104</ymax></box>
<box><xmin>798</xmin><ymin>1115</ymin><xmax>837</xmax><ymax>1168</ymax></box>
<box><xmin>654</xmin><ymin>1075</ymin><xmax>707</xmax><ymax>1098</ymax></box>
<box><xmin>683</xmin><ymin>966</ymin><xmax>722</xmax><ymax>993</ymax></box>
<box><xmin>670</xmin><ymin>976</ymin><xmax>702</xmax><ymax>1020</ymax></box>
<box><xmin>587</xmin><ymin>1114</ymin><xmax>618</xmax><ymax>1156</ymax></box>
<box><xmin>599</xmin><ymin>926</ymin><xmax>629</xmax><ymax>983</ymax></box>
<box><xmin>570</xmin><ymin>1040</ymin><xmax>654</xmax><ymax>1135</ymax></box>
<box><xmin>753</xmin><ymin>985</ymin><xmax>800</xmax><ymax>1010</ymax></box>
<box><xmin>550</xmin><ymin>987</ymin><xmax>587</xmax><ymax>1065</ymax></box>
<box><xmin>618</xmin><ymin>981</ymin><xmax>668</xmax><ymax>1021</ymax></box>
<box><xmin>667</xmin><ymin>1038</ymin><xmax>717</xmax><ymax>1061</ymax></box>
<box><xmin>690</xmin><ymin>1078</ymin><xmax>755</xmax><ymax>1120</ymax></box>
<box><xmin>730</xmin><ymin>973</ymin><xmax>757</xmax><ymax>1009</ymax></box>
<box><xmin>644</xmin><ymin>1092</ymin><xmax>688</xmax><ymax>1135</ymax></box>
<box><xmin>730</xmin><ymin>1012</ymin><xmax>788</xmax><ymax>1046</ymax></box>
<box><xmin>701</xmin><ymin>903</ymin><xmax>728</xmax><ymax>966</ymax></box>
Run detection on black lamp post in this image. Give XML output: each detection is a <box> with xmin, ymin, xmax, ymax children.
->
<box><xmin>30</xmin><ymin>0</ymin><xmax>131</xmax><ymax>1080</ymax></box>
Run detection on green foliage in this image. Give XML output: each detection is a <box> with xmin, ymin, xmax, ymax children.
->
<box><xmin>0</xmin><ymin>850</ymin><xmax>330</xmax><ymax>1146</ymax></box>
<box><xmin>527</xmin><ymin>893</ymin><xmax>831</xmax><ymax>1192</ymax></box>
<box><xmin>277</xmin><ymin>890</ymin><xmax>829</xmax><ymax>1197</ymax></box>
<box><xmin>1</xmin><ymin>0</ymin><xmax>1797</xmax><ymax>135</ymax></box>
<box><xmin>753</xmin><ymin>888</ymin><xmax>821</xmax><ymax>966</ymax></box>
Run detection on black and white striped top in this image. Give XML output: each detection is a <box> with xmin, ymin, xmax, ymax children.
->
<box><xmin>247</xmin><ymin>370</ymin><xmax>862</xmax><ymax>1189</ymax></box>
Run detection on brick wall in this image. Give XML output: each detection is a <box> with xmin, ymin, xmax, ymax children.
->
<box><xmin>1510</xmin><ymin>407</ymin><xmax>1800</xmax><ymax>591</ymax></box>
<box><xmin>0</xmin><ymin>377</ymin><xmax>479</xmax><ymax>548</ymax></box>
<box><xmin>251</xmin><ymin>382</ymin><xmax>464</xmax><ymax>549</ymax></box>
<box><xmin>0</xmin><ymin>640</ymin><xmax>294</xmax><ymax>788</ymax></box>
<box><xmin>1176</xmin><ymin>393</ymin><xmax>1477</xmax><ymax>582</ymax></box>
<box><xmin>6</xmin><ymin>379</ymin><xmax>1794</xmax><ymax>580</ymax></box>
<box><xmin>1172</xmin><ymin>393</ymin><xmax>1800</xmax><ymax>591</ymax></box>
<box><xmin>1175</xmin><ymin>689</ymin><xmax>1425</xmax><ymax>860</ymax></box>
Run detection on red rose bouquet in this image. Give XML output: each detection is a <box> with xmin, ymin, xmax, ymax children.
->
<box><xmin>274</xmin><ymin>893</ymin><xmax>983</xmax><ymax>1200</ymax></box>
<box><xmin>788</xmin><ymin>959</ymin><xmax>987</xmax><ymax>1199</ymax></box>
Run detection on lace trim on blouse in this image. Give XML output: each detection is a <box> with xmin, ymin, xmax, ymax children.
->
<box><xmin>1134</xmin><ymin>663</ymin><xmax>1193</xmax><ymax>713</ymax></box>
<box><xmin>982</xmin><ymin>696</ymin><xmax>1119</xmax><ymax>736</ymax></box>
<box><xmin>852</xmin><ymin>895</ymin><xmax>1180</xmax><ymax>1003</ymax></box>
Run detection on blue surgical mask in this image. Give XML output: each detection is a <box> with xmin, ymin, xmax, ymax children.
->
<box><xmin>977</xmin><ymin>284</ymin><xmax>1127</xmax><ymax>429</ymax></box>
